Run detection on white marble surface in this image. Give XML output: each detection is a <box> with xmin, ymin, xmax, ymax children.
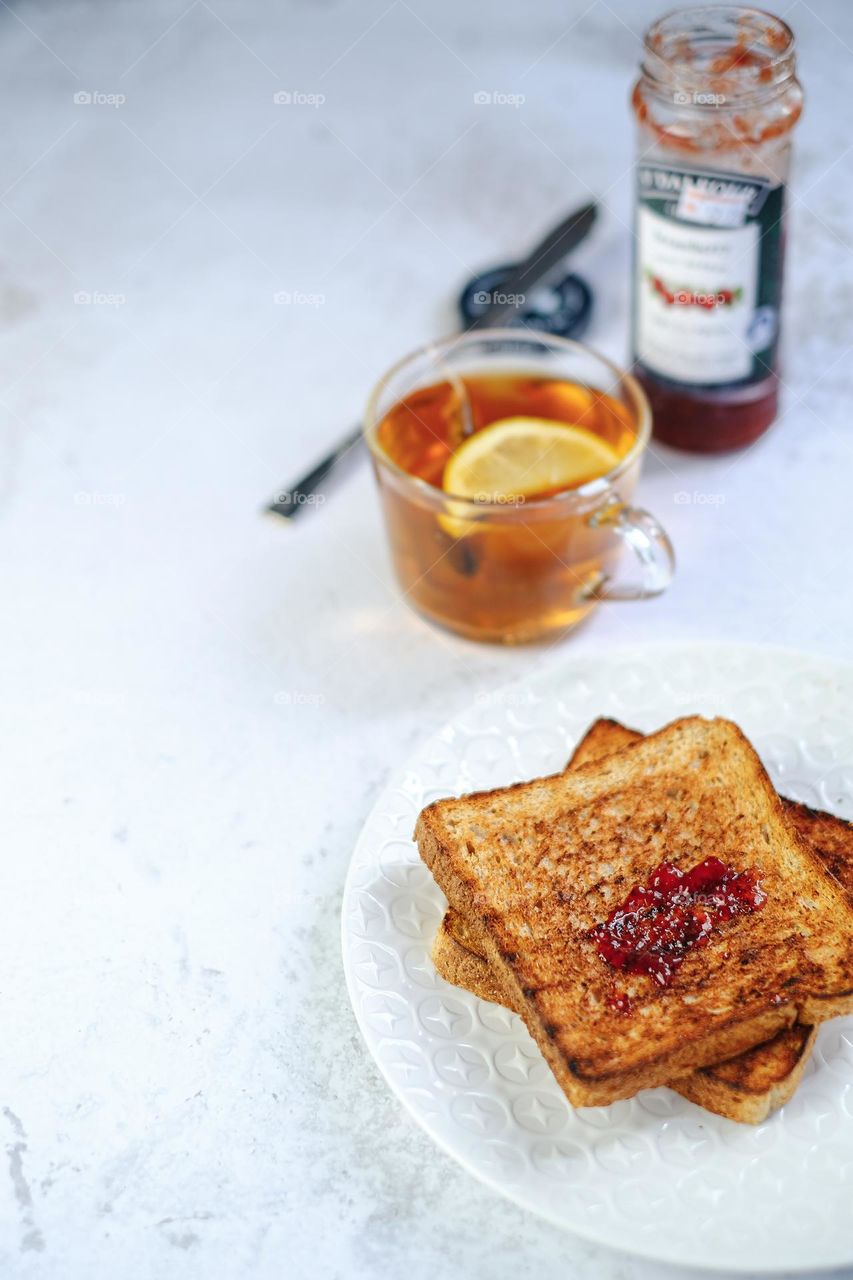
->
<box><xmin>2</xmin><ymin>1</ymin><xmax>852</xmax><ymax>1277</ymax></box>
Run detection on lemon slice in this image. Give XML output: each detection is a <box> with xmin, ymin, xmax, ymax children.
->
<box><xmin>443</xmin><ymin>417</ymin><xmax>620</xmax><ymax>503</ymax></box>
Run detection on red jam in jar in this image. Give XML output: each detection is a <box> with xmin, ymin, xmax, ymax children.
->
<box><xmin>589</xmin><ymin>856</ymin><xmax>766</xmax><ymax>986</ymax></box>
<box><xmin>631</xmin><ymin>7</ymin><xmax>803</xmax><ymax>451</ymax></box>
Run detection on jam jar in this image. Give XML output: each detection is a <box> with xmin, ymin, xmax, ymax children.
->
<box><xmin>631</xmin><ymin>7</ymin><xmax>803</xmax><ymax>452</ymax></box>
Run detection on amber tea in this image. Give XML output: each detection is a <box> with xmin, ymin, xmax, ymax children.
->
<box><xmin>377</xmin><ymin>373</ymin><xmax>635</xmax><ymax>494</ymax></box>
<box><xmin>366</xmin><ymin>334</ymin><xmax>672</xmax><ymax>644</ymax></box>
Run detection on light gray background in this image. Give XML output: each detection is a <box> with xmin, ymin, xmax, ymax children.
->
<box><xmin>1</xmin><ymin>1</ymin><xmax>851</xmax><ymax>1277</ymax></box>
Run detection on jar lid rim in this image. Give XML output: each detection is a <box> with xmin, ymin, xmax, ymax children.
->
<box><xmin>641</xmin><ymin>5</ymin><xmax>796</xmax><ymax>99</ymax></box>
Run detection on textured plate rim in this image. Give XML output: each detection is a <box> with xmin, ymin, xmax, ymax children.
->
<box><xmin>342</xmin><ymin>640</ymin><xmax>853</xmax><ymax>1274</ymax></box>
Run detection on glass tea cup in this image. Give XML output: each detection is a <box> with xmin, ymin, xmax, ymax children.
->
<box><xmin>364</xmin><ymin>330</ymin><xmax>674</xmax><ymax>644</ymax></box>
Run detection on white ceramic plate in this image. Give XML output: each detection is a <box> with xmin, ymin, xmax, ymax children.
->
<box><xmin>341</xmin><ymin>643</ymin><xmax>853</xmax><ymax>1272</ymax></box>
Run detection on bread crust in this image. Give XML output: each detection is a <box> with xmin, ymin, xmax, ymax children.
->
<box><xmin>674</xmin><ymin>1027</ymin><xmax>818</xmax><ymax>1124</ymax></box>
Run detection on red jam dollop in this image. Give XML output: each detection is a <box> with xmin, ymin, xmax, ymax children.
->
<box><xmin>590</xmin><ymin>857</ymin><xmax>766</xmax><ymax>988</ymax></box>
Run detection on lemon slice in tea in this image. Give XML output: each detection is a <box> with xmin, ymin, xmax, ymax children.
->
<box><xmin>443</xmin><ymin>417</ymin><xmax>621</xmax><ymax>502</ymax></box>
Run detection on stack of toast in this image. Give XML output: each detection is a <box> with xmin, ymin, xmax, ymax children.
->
<box><xmin>415</xmin><ymin>716</ymin><xmax>853</xmax><ymax>1123</ymax></box>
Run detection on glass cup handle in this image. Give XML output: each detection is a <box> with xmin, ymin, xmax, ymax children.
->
<box><xmin>585</xmin><ymin>496</ymin><xmax>675</xmax><ymax>601</ymax></box>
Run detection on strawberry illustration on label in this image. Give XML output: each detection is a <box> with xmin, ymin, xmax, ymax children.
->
<box><xmin>645</xmin><ymin>270</ymin><xmax>742</xmax><ymax>309</ymax></box>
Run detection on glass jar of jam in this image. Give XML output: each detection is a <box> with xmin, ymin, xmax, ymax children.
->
<box><xmin>631</xmin><ymin>7</ymin><xmax>803</xmax><ymax>452</ymax></box>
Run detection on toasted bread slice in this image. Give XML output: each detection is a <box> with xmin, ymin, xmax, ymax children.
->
<box><xmin>415</xmin><ymin>716</ymin><xmax>853</xmax><ymax>1106</ymax></box>
<box><xmin>435</xmin><ymin>717</ymin><xmax>853</xmax><ymax>1122</ymax></box>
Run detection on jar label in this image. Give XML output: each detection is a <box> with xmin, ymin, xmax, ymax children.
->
<box><xmin>633</xmin><ymin>162</ymin><xmax>784</xmax><ymax>387</ymax></box>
